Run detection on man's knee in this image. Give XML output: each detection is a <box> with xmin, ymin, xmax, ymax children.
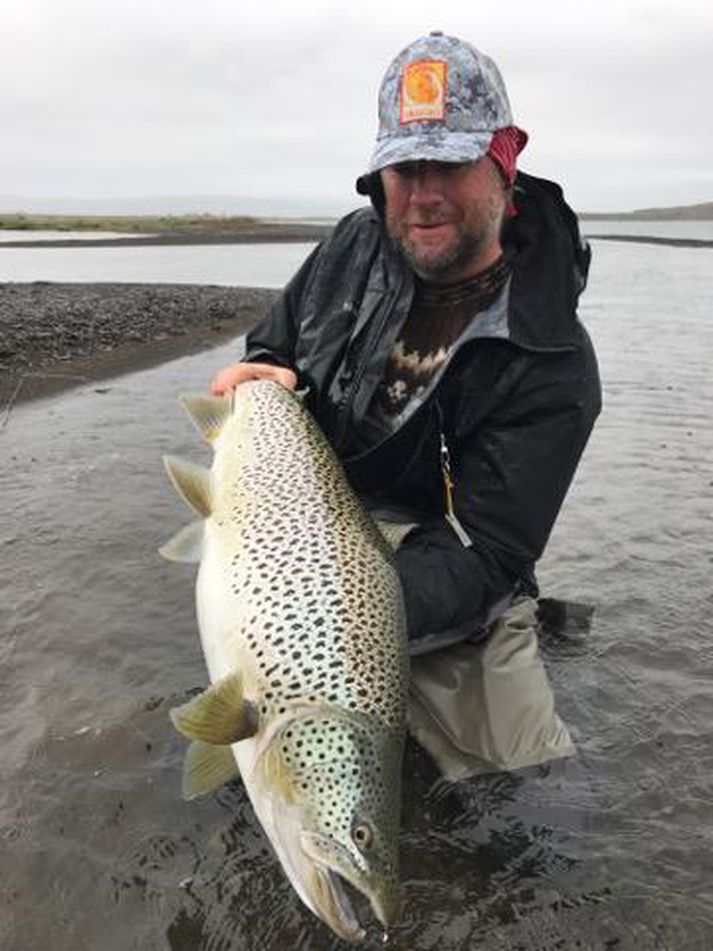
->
<box><xmin>408</xmin><ymin>596</ymin><xmax>575</xmax><ymax>780</ymax></box>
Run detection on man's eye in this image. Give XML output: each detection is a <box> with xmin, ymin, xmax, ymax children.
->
<box><xmin>390</xmin><ymin>160</ymin><xmax>472</xmax><ymax>179</ymax></box>
<box><xmin>392</xmin><ymin>163</ymin><xmax>418</xmax><ymax>178</ymax></box>
<box><xmin>439</xmin><ymin>161</ymin><xmax>473</xmax><ymax>175</ymax></box>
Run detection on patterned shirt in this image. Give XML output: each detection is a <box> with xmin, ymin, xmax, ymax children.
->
<box><xmin>359</xmin><ymin>254</ymin><xmax>510</xmax><ymax>445</ymax></box>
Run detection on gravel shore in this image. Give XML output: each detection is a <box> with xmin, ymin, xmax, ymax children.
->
<box><xmin>0</xmin><ymin>282</ymin><xmax>278</xmax><ymax>406</ymax></box>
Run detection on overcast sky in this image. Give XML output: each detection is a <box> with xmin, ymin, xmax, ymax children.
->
<box><xmin>1</xmin><ymin>0</ymin><xmax>711</xmax><ymax>213</ymax></box>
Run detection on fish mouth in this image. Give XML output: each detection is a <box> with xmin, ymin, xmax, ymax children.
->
<box><xmin>313</xmin><ymin>863</ymin><xmax>366</xmax><ymax>944</ymax></box>
<box><xmin>299</xmin><ymin>831</ymin><xmax>399</xmax><ymax>944</ymax></box>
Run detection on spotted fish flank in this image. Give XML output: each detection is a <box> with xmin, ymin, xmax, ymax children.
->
<box><xmin>161</xmin><ymin>380</ymin><xmax>408</xmax><ymax>944</ymax></box>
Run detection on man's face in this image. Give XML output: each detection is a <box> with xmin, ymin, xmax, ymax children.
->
<box><xmin>380</xmin><ymin>157</ymin><xmax>508</xmax><ymax>283</ymax></box>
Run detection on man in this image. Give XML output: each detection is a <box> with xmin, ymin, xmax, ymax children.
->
<box><xmin>211</xmin><ymin>32</ymin><xmax>601</xmax><ymax>779</ymax></box>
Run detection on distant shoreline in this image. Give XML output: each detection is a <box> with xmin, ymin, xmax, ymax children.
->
<box><xmin>3</xmin><ymin>231</ymin><xmax>712</xmax><ymax>250</ymax></box>
<box><xmin>585</xmin><ymin>234</ymin><xmax>713</xmax><ymax>249</ymax></box>
<box><xmin>578</xmin><ymin>202</ymin><xmax>713</xmax><ymax>221</ymax></box>
<box><xmin>0</xmin><ymin>225</ymin><xmax>332</xmax><ymax>249</ymax></box>
<box><xmin>2</xmin><ymin>224</ymin><xmax>712</xmax><ymax>250</ymax></box>
<box><xmin>2</xmin><ymin>207</ymin><xmax>713</xmax><ymax>250</ymax></box>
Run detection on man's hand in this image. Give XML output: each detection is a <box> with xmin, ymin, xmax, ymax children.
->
<box><xmin>210</xmin><ymin>362</ymin><xmax>298</xmax><ymax>396</ymax></box>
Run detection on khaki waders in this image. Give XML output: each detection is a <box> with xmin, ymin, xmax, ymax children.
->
<box><xmin>408</xmin><ymin>595</ymin><xmax>575</xmax><ymax>781</ymax></box>
<box><xmin>380</xmin><ymin>521</ymin><xmax>575</xmax><ymax>781</ymax></box>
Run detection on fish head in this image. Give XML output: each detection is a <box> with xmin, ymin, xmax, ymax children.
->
<box><xmin>256</xmin><ymin>710</ymin><xmax>404</xmax><ymax>943</ymax></box>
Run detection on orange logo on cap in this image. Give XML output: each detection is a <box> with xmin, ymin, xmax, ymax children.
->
<box><xmin>401</xmin><ymin>60</ymin><xmax>447</xmax><ymax>123</ymax></box>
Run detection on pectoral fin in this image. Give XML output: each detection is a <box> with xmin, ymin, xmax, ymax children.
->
<box><xmin>158</xmin><ymin>520</ymin><xmax>204</xmax><ymax>563</ymax></box>
<box><xmin>180</xmin><ymin>393</ymin><xmax>232</xmax><ymax>445</ymax></box>
<box><xmin>182</xmin><ymin>741</ymin><xmax>240</xmax><ymax>799</ymax></box>
<box><xmin>163</xmin><ymin>455</ymin><xmax>212</xmax><ymax>517</ymax></box>
<box><xmin>170</xmin><ymin>674</ymin><xmax>258</xmax><ymax>745</ymax></box>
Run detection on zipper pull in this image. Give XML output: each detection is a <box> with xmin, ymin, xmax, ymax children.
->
<box><xmin>439</xmin><ymin>431</ymin><xmax>472</xmax><ymax>547</ymax></box>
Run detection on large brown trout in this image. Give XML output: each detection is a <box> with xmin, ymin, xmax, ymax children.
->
<box><xmin>160</xmin><ymin>380</ymin><xmax>408</xmax><ymax>942</ymax></box>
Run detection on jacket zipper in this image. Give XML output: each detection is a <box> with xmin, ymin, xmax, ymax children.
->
<box><xmin>334</xmin><ymin>275</ymin><xmax>404</xmax><ymax>449</ymax></box>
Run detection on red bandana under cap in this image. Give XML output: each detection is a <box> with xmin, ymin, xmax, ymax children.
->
<box><xmin>487</xmin><ymin>125</ymin><xmax>528</xmax><ymax>215</ymax></box>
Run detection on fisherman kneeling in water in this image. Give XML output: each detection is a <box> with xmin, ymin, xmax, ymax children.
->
<box><xmin>211</xmin><ymin>32</ymin><xmax>601</xmax><ymax>779</ymax></box>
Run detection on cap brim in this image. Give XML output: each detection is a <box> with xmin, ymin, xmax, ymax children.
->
<box><xmin>369</xmin><ymin>130</ymin><xmax>493</xmax><ymax>173</ymax></box>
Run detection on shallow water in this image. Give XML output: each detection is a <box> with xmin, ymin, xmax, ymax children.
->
<box><xmin>0</xmin><ymin>220</ymin><xmax>711</xmax><ymax>288</ymax></box>
<box><xmin>1</xmin><ymin>241</ymin><xmax>712</xmax><ymax>950</ymax></box>
<box><xmin>0</xmin><ymin>230</ymin><xmax>155</xmax><ymax>243</ymax></box>
<box><xmin>0</xmin><ymin>242</ymin><xmax>317</xmax><ymax>286</ymax></box>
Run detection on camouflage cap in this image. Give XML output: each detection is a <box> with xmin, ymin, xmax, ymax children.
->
<box><xmin>370</xmin><ymin>31</ymin><xmax>520</xmax><ymax>172</ymax></box>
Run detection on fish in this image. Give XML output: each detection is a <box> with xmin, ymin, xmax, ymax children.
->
<box><xmin>160</xmin><ymin>380</ymin><xmax>409</xmax><ymax>943</ymax></box>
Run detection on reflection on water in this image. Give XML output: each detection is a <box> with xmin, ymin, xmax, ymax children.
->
<box><xmin>1</xmin><ymin>242</ymin><xmax>713</xmax><ymax>949</ymax></box>
<box><xmin>0</xmin><ymin>230</ymin><xmax>154</xmax><ymax>243</ymax></box>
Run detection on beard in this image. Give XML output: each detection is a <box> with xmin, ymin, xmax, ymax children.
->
<box><xmin>387</xmin><ymin>220</ymin><xmax>491</xmax><ymax>283</ymax></box>
<box><xmin>384</xmin><ymin>189</ymin><xmax>507</xmax><ymax>283</ymax></box>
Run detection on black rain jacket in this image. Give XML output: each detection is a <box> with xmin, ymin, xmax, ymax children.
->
<box><xmin>243</xmin><ymin>171</ymin><xmax>602</xmax><ymax>650</ymax></box>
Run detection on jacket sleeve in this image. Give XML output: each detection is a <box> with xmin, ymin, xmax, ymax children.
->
<box><xmin>394</xmin><ymin>336</ymin><xmax>601</xmax><ymax>646</ymax></box>
<box><xmin>242</xmin><ymin>243</ymin><xmax>323</xmax><ymax>373</ymax></box>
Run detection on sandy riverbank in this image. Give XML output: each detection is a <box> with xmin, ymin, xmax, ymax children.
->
<box><xmin>0</xmin><ymin>282</ymin><xmax>277</xmax><ymax>407</ymax></box>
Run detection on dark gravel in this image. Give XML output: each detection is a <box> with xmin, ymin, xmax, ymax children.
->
<box><xmin>0</xmin><ymin>282</ymin><xmax>278</xmax><ymax>404</ymax></box>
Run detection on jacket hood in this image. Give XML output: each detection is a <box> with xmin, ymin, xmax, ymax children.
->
<box><xmin>356</xmin><ymin>171</ymin><xmax>386</xmax><ymax>219</ymax></box>
<box><xmin>503</xmin><ymin>172</ymin><xmax>591</xmax><ymax>350</ymax></box>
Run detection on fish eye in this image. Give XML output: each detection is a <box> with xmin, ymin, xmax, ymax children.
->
<box><xmin>352</xmin><ymin>823</ymin><xmax>373</xmax><ymax>849</ymax></box>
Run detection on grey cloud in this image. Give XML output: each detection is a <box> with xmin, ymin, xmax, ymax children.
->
<box><xmin>0</xmin><ymin>0</ymin><xmax>710</xmax><ymax>211</ymax></box>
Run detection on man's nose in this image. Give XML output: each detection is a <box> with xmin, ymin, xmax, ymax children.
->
<box><xmin>409</xmin><ymin>163</ymin><xmax>446</xmax><ymax>202</ymax></box>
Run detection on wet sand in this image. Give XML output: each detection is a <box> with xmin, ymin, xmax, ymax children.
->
<box><xmin>0</xmin><ymin>282</ymin><xmax>278</xmax><ymax>407</ymax></box>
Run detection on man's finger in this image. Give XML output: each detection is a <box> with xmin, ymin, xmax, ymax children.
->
<box><xmin>210</xmin><ymin>363</ymin><xmax>297</xmax><ymax>395</ymax></box>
